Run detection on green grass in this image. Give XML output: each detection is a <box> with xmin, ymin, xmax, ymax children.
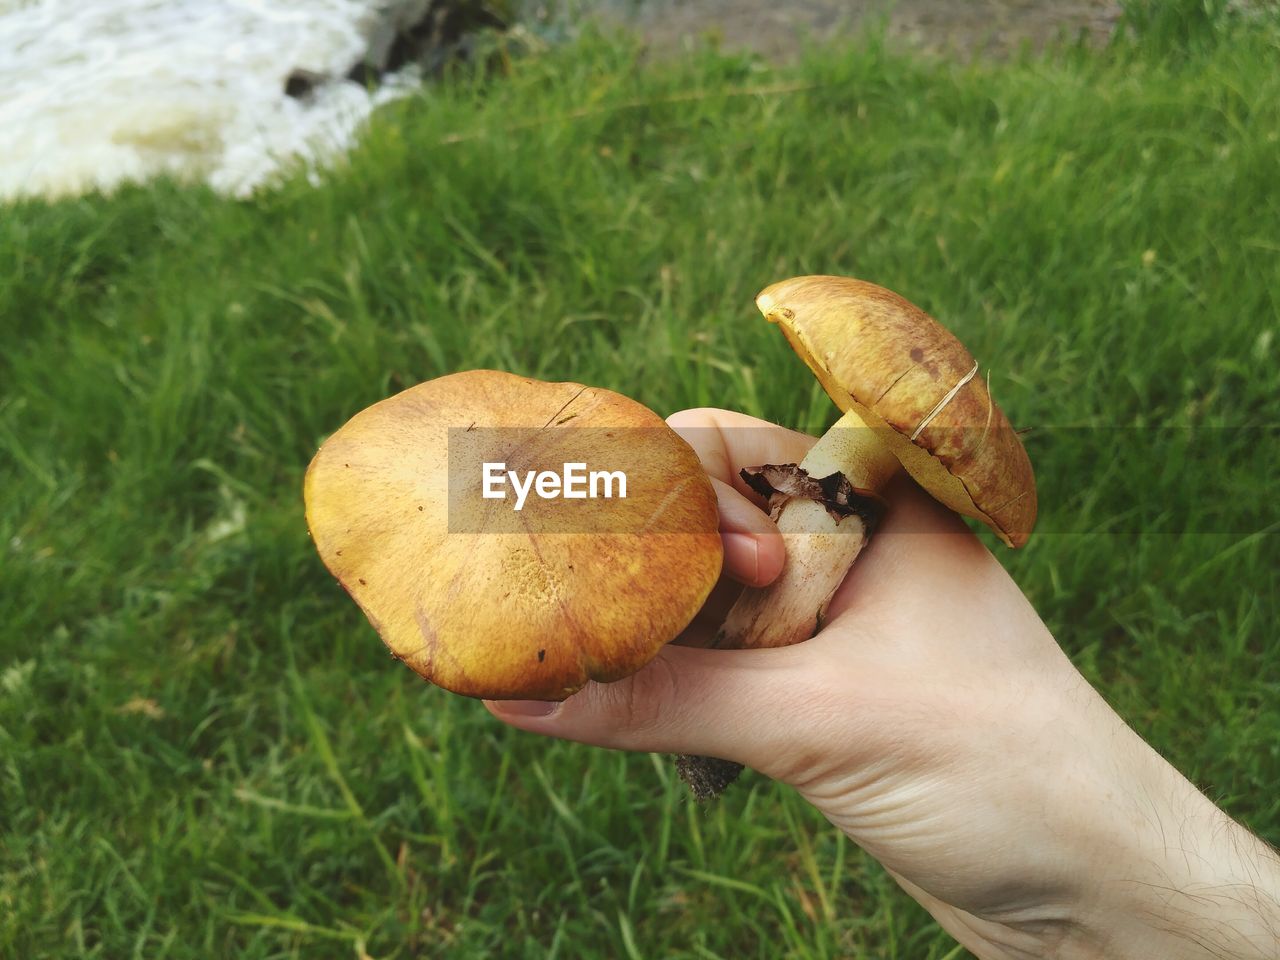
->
<box><xmin>3</xmin><ymin>11</ymin><xmax>1279</xmax><ymax>959</ymax></box>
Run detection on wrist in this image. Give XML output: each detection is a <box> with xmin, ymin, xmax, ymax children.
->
<box><xmin>1067</xmin><ymin>754</ymin><xmax>1280</xmax><ymax>959</ymax></box>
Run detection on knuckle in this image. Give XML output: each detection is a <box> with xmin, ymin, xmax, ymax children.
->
<box><xmin>608</xmin><ymin>649</ymin><xmax>688</xmax><ymax>742</ymax></box>
<box><xmin>665</xmin><ymin>407</ymin><xmax>718</xmax><ymax>429</ymax></box>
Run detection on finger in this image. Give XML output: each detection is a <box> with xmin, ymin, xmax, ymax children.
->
<box><xmin>713</xmin><ymin>477</ymin><xmax>784</xmax><ymax>586</ymax></box>
<box><xmin>484</xmin><ymin>642</ymin><xmax>819</xmax><ymax>773</ymax></box>
<box><xmin>667</xmin><ymin>408</ymin><xmax>816</xmax><ymax>502</ymax></box>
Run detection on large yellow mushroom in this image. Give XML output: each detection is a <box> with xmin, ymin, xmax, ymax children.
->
<box><xmin>305</xmin><ymin>369</ymin><xmax>723</xmax><ymax>701</ymax></box>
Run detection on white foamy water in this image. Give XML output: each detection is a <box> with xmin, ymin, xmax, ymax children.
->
<box><xmin>0</xmin><ymin>0</ymin><xmax>424</xmax><ymax>200</ymax></box>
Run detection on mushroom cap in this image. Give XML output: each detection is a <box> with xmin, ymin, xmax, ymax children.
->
<box><xmin>756</xmin><ymin>276</ymin><xmax>1036</xmax><ymax>547</ymax></box>
<box><xmin>304</xmin><ymin>370</ymin><xmax>722</xmax><ymax>700</ymax></box>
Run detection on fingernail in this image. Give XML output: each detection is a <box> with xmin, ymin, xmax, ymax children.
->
<box><xmin>723</xmin><ymin>532</ymin><xmax>759</xmax><ymax>583</ymax></box>
<box><xmin>494</xmin><ymin>699</ymin><xmax>559</xmax><ymax>718</ymax></box>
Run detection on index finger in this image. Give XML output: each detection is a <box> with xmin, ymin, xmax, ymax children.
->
<box><xmin>666</xmin><ymin>408</ymin><xmax>817</xmax><ymax>504</ymax></box>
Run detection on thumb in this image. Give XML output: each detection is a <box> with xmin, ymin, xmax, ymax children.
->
<box><xmin>484</xmin><ymin>643</ymin><xmax>815</xmax><ymax>772</ymax></box>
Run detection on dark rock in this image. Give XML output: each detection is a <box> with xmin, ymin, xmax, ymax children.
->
<box><xmin>347</xmin><ymin>0</ymin><xmax>507</xmax><ymax>87</ymax></box>
<box><xmin>284</xmin><ymin>1</ymin><xmax>507</xmax><ymax>99</ymax></box>
<box><xmin>284</xmin><ymin>68</ymin><xmax>328</xmax><ymax>99</ymax></box>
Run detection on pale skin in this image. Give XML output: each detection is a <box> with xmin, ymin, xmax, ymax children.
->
<box><xmin>486</xmin><ymin>409</ymin><xmax>1280</xmax><ymax>960</ymax></box>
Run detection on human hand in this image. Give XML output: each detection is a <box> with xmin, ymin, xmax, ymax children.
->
<box><xmin>486</xmin><ymin>409</ymin><xmax>1280</xmax><ymax>960</ymax></box>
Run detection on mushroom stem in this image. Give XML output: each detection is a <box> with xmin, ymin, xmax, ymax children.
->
<box><xmin>713</xmin><ymin>408</ymin><xmax>900</xmax><ymax>650</ymax></box>
<box><xmin>675</xmin><ymin>409</ymin><xmax>898</xmax><ymax>802</ymax></box>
